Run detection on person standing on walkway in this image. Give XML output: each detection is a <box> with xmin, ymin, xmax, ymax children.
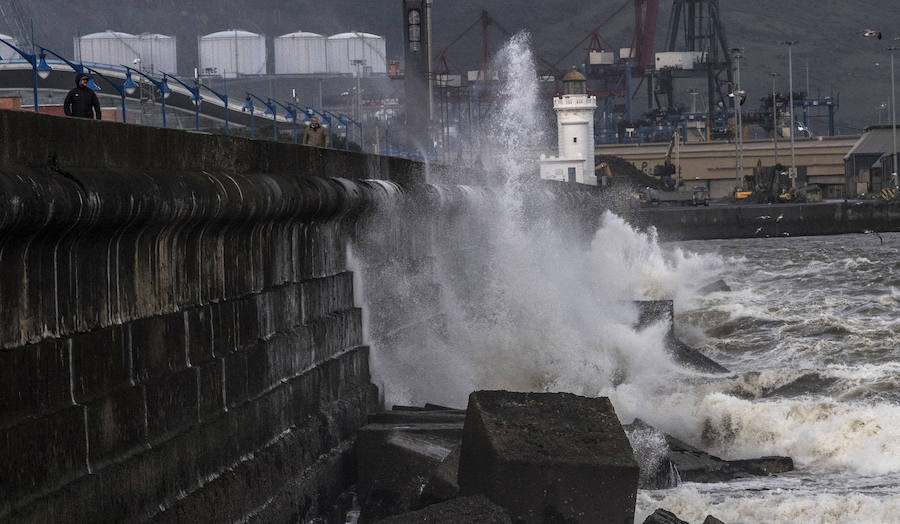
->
<box><xmin>64</xmin><ymin>73</ymin><xmax>102</xmax><ymax>119</ymax></box>
<box><xmin>302</xmin><ymin>116</ymin><xmax>328</xmax><ymax>148</ymax></box>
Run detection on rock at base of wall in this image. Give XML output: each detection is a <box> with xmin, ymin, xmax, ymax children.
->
<box><xmin>643</xmin><ymin>508</ymin><xmax>689</xmax><ymax>524</ymax></box>
<box><xmin>377</xmin><ymin>495</ymin><xmax>511</xmax><ymax>524</ymax></box>
<box><xmin>698</xmin><ymin>279</ymin><xmax>732</xmax><ymax>295</ymax></box>
<box><xmin>625</xmin><ymin>419</ymin><xmax>793</xmax><ymax>484</ymax></box>
<box><xmin>458</xmin><ymin>390</ymin><xmax>639</xmax><ymax>524</ymax></box>
<box><xmin>356</xmin><ymin>408</ymin><xmax>466</xmax><ymax>521</ymax></box>
<box><xmin>633</xmin><ymin>300</ymin><xmax>729</xmax><ymax>374</ymax></box>
<box><xmin>643</xmin><ymin>508</ymin><xmax>727</xmax><ymax>524</ymax></box>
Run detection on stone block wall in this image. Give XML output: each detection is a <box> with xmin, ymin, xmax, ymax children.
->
<box><xmin>0</xmin><ymin>109</ymin><xmax>399</xmax><ymax>521</ymax></box>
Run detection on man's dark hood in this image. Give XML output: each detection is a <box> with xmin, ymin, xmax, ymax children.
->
<box><xmin>74</xmin><ymin>73</ymin><xmax>89</xmax><ymax>87</ymax></box>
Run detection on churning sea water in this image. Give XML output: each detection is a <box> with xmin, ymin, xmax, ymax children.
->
<box><xmin>633</xmin><ymin>232</ymin><xmax>900</xmax><ymax>523</ymax></box>
<box><xmin>352</xmin><ymin>32</ymin><xmax>900</xmax><ymax>523</ymax></box>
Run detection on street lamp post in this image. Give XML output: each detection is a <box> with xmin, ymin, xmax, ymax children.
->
<box><xmin>341</xmin><ymin>114</ymin><xmax>363</xmax><ymax>152</ymax></box>
<box><xmin>84</xmin><ymin>66</ymin><xmax>129</xmax><ymax>123</ymax></box>
<box><xmin>889</xmin><ymin>44</ymin><xmax>898</xmax><ymax>188</ymax></box>
<box><xmin>242</xmin><ymin>96</ymin><xmax>255</xmax><ymax>138</ymax></box>
<box><xmin>781</xmin><ymin>40</ymin><xmax>799</xmax><ymax>188</ymax></box>
<box><xmin>730</xmin><ymin>48</ymin><xmax>744</xmax><ymax>190</ymax></box>
<box><xmin>163</xmin><ymin>72</ymin><xmax>202</xmax><ymax>131</ymax></box>
<box><xmin>124</xmin><ymin>66</ymin><xmax>171</xmax><ymax>127</ymax></box>
<box><xmin>246</xmin><ymin>92</ymin><xmax>278</xmax><ymax>141</ymax></box>
<box><xmin>198</xmin><ymin>81</ymin><xmax>229</xmax><ymax>135</ymax></box>
<box><xmin>269</xmin><ymin>98</ymin><xmax>298</xmax><ymax>144</ymax></box>
<box><xmin>0</xmin><ymin>38</ymin><xmax>50</xmax><ymax>112</ymax></box>
<box><xmin>770</xmin><ymin>72</ymin><xmax>779</xmax><ymax>165</ymax></box>
<box><xmin>351</xmin><ymin>58</ymin><xmax>366</xmax><ymax>125</ymax></box>
<box><xmin>324</xmin><ymin>110</ymin><xmax>348</xmax><ymax>150</ymax></box>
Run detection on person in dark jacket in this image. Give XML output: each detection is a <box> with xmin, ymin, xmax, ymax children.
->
<box><xmin>302</xmin><ymin>116</ymin><xmax>328</xmax><ymax>148</ymax></box>
<box><xmin>64</xmin><ymin>73</ymin><xmax>102</xmax><ymax>119</ymax></box>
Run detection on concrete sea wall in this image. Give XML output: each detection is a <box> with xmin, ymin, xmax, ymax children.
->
<box><xmin>632</xmin><ymin>201</ymin><xmax>900</xmax><ymax>241</ymax></box>
<box><xmin>0</xmin><ymin>109</ymin><xmax>454</xmax><ymax>522</ymax></box>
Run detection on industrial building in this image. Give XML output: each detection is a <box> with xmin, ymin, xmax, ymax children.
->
<box><xmin>844</xmin><ymin>125</ymin><xmax>899</xmax><ymax>195</ymax></box>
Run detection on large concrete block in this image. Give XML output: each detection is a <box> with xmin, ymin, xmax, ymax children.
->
<box><xmin>70</xmin><ymin>325</ymin><xmax>129</xmax><ymax>403</ymax></box>
<box><xmin>131</xmin><ymin>312</ymin><xmax>188</xmax><ymax>383</ymax></box>
<box><xmin>378</xmin><ymin>495</ymin><xmax>511</xmax><ymax>524</ymax></box>
<box><xmin>186</xmin><ymin>307</ymin><xmax>215</xmax><ymax>366</ymax></box>
<box><xmin>209</xmin><ymin>300</ymin><xmax>238</xmax><ymax>358</ymax></box>
<box><xmin>0</xmin><ymin>405</ymin><xmax>88</xmax><ymax>508</ymax></box>
<box><xmin>458</xmin><ymin>391</ymin><xmax>639</xmax><ymax>524</ymax></box>
<box><xmin>356</xmin><ymin>421</ymin><xmax>463</xmax><ymax>519</ymax></box>
<box><xmin>86</xmin><ymin>385</ymin><xmax>148</xmax><ymax>465</ymax></box>
<box><xmin>198</xmin><ymin>358</ymin><xmax>225</xmax><ymax>420</ymax></box>
<box><xmin>145</xmin><ymin>367</ymin><xmax>199</xmax><ymax>440</ymax></box>
<box><xmin>0</xmin><ymin>339</ymin><xmax>71</xmax><ymax>426</ymax></box>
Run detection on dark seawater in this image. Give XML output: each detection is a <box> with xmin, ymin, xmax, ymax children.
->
<box><xmin>634</xmin><ymin>232</ymin><xmax>900</xmax><ymax>523</ymax></box>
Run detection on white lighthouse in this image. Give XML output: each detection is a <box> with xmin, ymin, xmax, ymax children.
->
<box><xmin>540</xmin><ymin>67</ymin><xmax>598</xmax><ymax>185</ymax></box>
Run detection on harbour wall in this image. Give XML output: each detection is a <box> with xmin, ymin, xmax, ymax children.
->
<box><xmin>633</xmin><ymin>201</ymin><xmax>900</xmax><ymax>241</ymax></box>
<box><xmin>0</xmin><ymin>108</ymin><xmax>502</xmax><ymax>522</ymax></box>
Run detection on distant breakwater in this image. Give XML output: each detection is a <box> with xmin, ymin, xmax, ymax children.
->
<box><xmin>631</xmin><ymin>200</ymin><xmax>900</xmax><ymax>241</ymax></box>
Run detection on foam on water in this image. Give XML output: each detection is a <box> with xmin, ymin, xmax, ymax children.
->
<box><xmin>351</xmin><ymin>34</ymin><xmax>900</xmax><ymax>523</ymax></box>
<box><xmin>637</xmin><ymin>477</ymin><xmax>900</xmax><ymax>524</ymax></box>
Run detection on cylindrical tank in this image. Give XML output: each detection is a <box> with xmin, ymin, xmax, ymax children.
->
<box><xmin>74</xmin><ymin>30</ymin><xmax>141</xmax><ymax>67</ymax></box>
<box><xmin>274</xmin><ymin>31</ymin><xmax>327</xmax><ymax>74</ymax></box>
<box><xmin>0</xmin><ymin>33</ymin><xmax>23</xmax><ymax>60</ymax></box>
<box><xmin>137</xmin><ymin>33</ymin><xmax>177</xmax><ymax>74</ymax></box>
<box><xmin>326</xmin><ymin>32</ymin><xmax>386</xmax><ymax>74</ymax></box>
<box><xmin>198</xmin><ymin>29</ymin><xmax>266</xmax><ymax>78</ymax></box>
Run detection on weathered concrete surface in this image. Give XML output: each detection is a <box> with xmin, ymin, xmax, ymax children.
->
<box><xmin>378</xmin><ymin>495</ymin><xmax>512</xmax><ymax>524</ymax></box>
<box><xmin>458</xmin><ymin>391</ymin><xmax>639</xmax><ymax>524</ymax></box>
<box><xmin>356</xmin><ymin>408</ymin><xmax>466</xmax><ymax>521</ymax></box>
<box><xmin>635</xmin><ymin>301</ymin><xmax>729</xmax><ymax>374</ymax></box>
<box><xmin>0</xmin><ymin>108</ymin><xmax>420</xmax><ymax>522</ymax></box>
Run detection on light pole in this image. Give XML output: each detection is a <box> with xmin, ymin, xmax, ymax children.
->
<box><xmin>730</xmin><ymin>48</ymin><xmax>745</xmax><ymax>189</ymax></box>
<box><xmin>84</xmin><ymin>66</ymin><xmax>129</xmax><ymax>123</ymax></box>
<box><xmin>242</xmin><ymin>95</ymin><xmax>256</xmax><ymax>138</ymax></box>
<box><xmin>781</xmin><ymin>40</ymin><xmax>799</xmax><ymax>188</ymax></box>
<box><xmin>351</xmin><ymin>58</ymin><xmax>366</xmax><ymax>125</ymax></box>
<box><xmin>163</xmin><ymin>73</ymin><xmax>202</xmax><ymax>131</ymax></box>
<box><xmin>246</xmin><ymin>92</ymin><xmax>278</xmax><ymax>141</ymax></box>
<box><xmin>889</xmin><ymin>44</ymin><xmax>898</xmax><ymax>188</ymax></box>
<box><xmin>770</xmin><ymin>72</ymin><xmax>779</xmax><ymax>165</ymax></box>
<box><xmin>198</xmin><ymin>81</ymin><xmax>229</xmax><ymax>135</ymax></box>
<box><xmin>324</xmin><ymin>110</ymin><xmax>348</xmax><ymax>150</ymax></box>
<box><xmin>124</xmin><ymin>66</ymin><xmax>171</xmax><ymax>127</ymax></box>
<box><xmin>269</xmin><ymin>98</ymin><xmax>298</xmax><ymax>144</ymax></box>
<box><xmin>0</xmin><ymin>38</ymin><xmax>50</xmax><ymax>112</ymax></box>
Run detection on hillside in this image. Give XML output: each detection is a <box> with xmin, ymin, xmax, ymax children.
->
<box><xmin>3</xmin><ymin>0</ymin><xmax>895</xmax><ymax>133</ymax></box>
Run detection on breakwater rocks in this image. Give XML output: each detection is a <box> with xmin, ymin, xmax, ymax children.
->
<box><xmin>624</xmin><ymin>419</ymin><xmax>793</xmax><ymax>487</ymax></box>
<box><xmin>357</xmin><ymin>391</ymin><xmax>639</xmax><ymax>523</ymax></box>
<box><xmin>356</xmin><ymin>393</ymin><xmax>794</xmax><ymax>523</ymax></box>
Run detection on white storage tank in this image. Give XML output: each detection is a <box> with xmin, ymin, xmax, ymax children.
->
<box><xmin>274</xmin><ymin>31</ymin><xmax>327</xmax><ymax>74</ymax></box>
<box><xmin>74</xmin><ymin>30</ymin><xmax>141</xmax><ymax>67</ymax></box>
<box><xmin>198</xmin><ymin>29</ymin><xmax>266</xmax><ymax>78</ymax></box>
<box><xmin>0</xmin><ymin>33</ymin><xmax>23</xmax><ymax>60</ymax></box>
<box><xmin>326</xmin><ymin>32</ymin><xmax>386</xmax><ymax>74</ymax></box>
<box><xmin>137</xmin><ymin>33</ymin><xmax>177</xmax><ymax>74</ymax></box>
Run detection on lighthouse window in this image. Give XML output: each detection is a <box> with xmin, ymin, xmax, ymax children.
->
<box><xmin>408</xmin><ymin>9</ymin><xmax>421</xmax><ymax>51</ymax></box>
<box><xmin>573</xmin><ymin>137</ymin><xmax>577</xmax><ymax>143</ymax></box>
